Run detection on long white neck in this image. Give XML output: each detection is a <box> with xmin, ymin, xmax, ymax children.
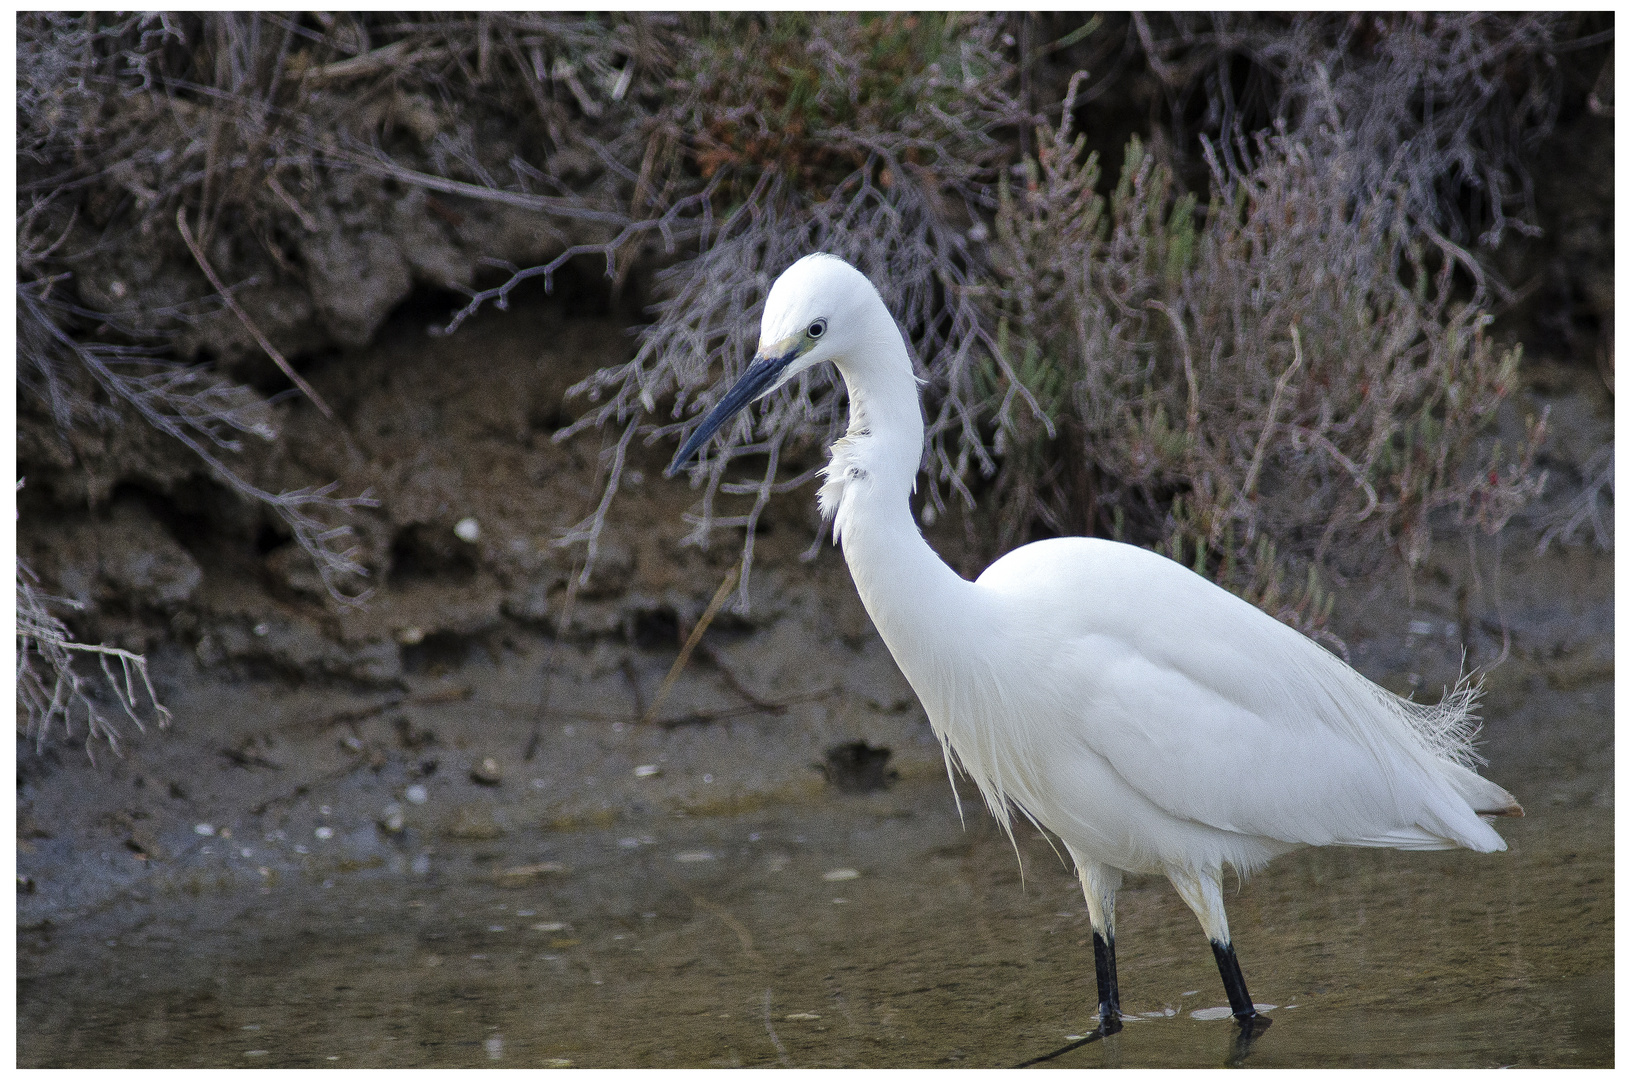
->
<box><xmin>812</xmin><ymin>297</ymin><xmax>1035</xmax><ymax>832</ymax></box>
<box><xmin>818</xmin><ymin>325</ymin><xmax>979</xmax><ymax>681</ymax></box>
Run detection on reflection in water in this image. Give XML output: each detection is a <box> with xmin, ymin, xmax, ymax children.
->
<box><xmin>17</xmin><ymin>768</ymin><xmax>1611</xmax><ymax>1067</ymax></box>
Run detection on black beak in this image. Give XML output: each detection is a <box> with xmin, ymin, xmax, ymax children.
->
<box><xmin>666</xmin><ymin>347</ymin><xmax>798</xmax><ymax>477</ymax></box>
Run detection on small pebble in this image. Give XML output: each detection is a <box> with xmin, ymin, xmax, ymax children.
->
<box><xmin>396</xmin><ymin>626</ymin><xmax>426</xmax><ymax>646</ymax></box>
<box><xmin>194</xmin><ymin>823</ymin><xmax>216</xmax><ymax>836</ymax></box>
<box><xmin>314</xmin><ymin>826</ymin><xmax>334</xmax><ymax>841</ymax></box>
<box><xmin>470</xmin><ymin>758</ymin><xmax>503</xmax><ymax>786</ymax></box>
<box><xmin>405</xmin><ymin>784</ymin><xmax>429</xmax><ymax>805</ymax></box>
<box><xmin>380</xmin><ymin>805</ymin><xmax>406</xmax><ymax>833</ymax></box>
<box><xmin>633</xmin><ymin>764</ymin><xmax>661</xmax><ymax>778</ymax></box>
<box><xmin>822</xmin><ymin>868</ymin><xmax>861</xmax><ymax>881</ymax></box>
<box><xmin>454</xmin><ymin>517</ymin><xmax>481</xmax><ymax>543</ymax></box>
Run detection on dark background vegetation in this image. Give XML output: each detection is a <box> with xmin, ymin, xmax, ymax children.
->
<box><xmin>16</xmin><ymin>13</ymin><xmax>1613</xmax><ymax>750</ymax></box>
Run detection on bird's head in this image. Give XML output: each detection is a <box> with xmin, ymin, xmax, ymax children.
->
<box><xmin>666</xmin><ymin>254</ymin><xmax>887</xmax><ymax>477</ymax></box>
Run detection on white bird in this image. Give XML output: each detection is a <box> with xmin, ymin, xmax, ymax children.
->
<box><xmin>667</xmin><ymin>253</ymin><xmax>1521</xmax><ymax>1058</ymax></box>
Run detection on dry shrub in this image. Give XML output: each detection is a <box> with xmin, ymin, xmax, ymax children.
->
<box><xmin>1126</xmin><ymin>12</ymin><xmax>1600</xmax><ymax>254</ymax></box>
<box><xmin>16</xmin><ymin>12</ymin><xmax>674</xmax><ymax>631</ymax></box>
<box><xmin>570</xmin><ymin>22</ymin><xmax>1563</xmax><ymax>628</ymax></box>
<box><xmin>984</xmin><ymin>89</ymin><xmax>1546</xmax><ymax>638</ymax></box>
<box><xmin>560</xmin><ymin>14</ymin><xmax>1023</xmax><ymax>599</ymax></box>
<box><xmin>16</xmin><ymin>13</ymin><xmax>668</xmax><ymax>345</ymax></box>
<box><xmin>17</xmin><ymin>553</ymin><xmax>171</xmax><ymax>759</ymax></box>
<box><xmin>18</xmin><ymin>12</ymin><xmax>1585</xmax><ymax>637</ymax></box>
<box><xmin>1537</xmin><ymin>443</ymin><xmax>1614</xmax><ymax>554</ymax></box>
<box><xmin>18</xmin><ymin>281</ymin><xmax>379</xmax><ymax>604</ymax></box>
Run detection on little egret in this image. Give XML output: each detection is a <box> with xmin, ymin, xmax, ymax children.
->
<box><xmin>667</xmin><ymin>254</ymin><xmax>1522</xmax><ymax>1060</ymax></box>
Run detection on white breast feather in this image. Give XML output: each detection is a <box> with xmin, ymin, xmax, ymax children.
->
<box><xmin>818</xmin><ymin>435</ymin><xmax>868</xmax><ymax>543</ymax></box>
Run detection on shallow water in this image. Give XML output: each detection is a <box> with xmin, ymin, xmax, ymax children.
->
<box><xmin>17</xmin><ymin>755</ymin><xmax>1611</xmax><ymax>1068</ymax></box>
<box><xmin>16</xmin><ymin>390</ymin><xmax>1614</xmax><ymax>1067</ymax></box>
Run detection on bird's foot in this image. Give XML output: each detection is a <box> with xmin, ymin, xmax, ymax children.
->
<box><xmin>1013</xmin><ymin>1011</ymin><xmax>1122</xmax><ymax>1068</ymax></box>
<box><xmin>1225</xmin><ymin>1011</ymin><xmax>1272</xmax><ymax>1067</ymax></box>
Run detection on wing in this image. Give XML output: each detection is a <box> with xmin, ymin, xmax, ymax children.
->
<box><xmin>977</xmin><ymin>538</ymin><xmax>1506</xmax><ymax>852</ymax></box>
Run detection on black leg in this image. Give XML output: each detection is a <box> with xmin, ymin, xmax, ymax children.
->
<box><xmin>1210</xmin><ymin>939</ymin><xmax>1271</xmax><ymax>1066</ymax></box>
<box><xmin>1210</xmin><ymin>939</ymin><xmax>1264</xmax><ymax>1021</ymax></box>
<box><xmin>1093</xmin><ymin>931</ymin><xmax>1122</xmax><ymax>1027</ymax></box>
<box><xmin>1014</xmin><ymin>932</ymin><xmax>1122</xmax><ymax>1067</ymax></box>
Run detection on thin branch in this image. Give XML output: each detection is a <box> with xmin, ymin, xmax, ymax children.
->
<box><xmin>176</xmin><ymin>207</ymin><xmax>338</xmax><ymax>422</ymax></box>
<box><xmin>641</xmin><ymin>560</ymin><xmax>742</xmax><ymax>725</ymax></box>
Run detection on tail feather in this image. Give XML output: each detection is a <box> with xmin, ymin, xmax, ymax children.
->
<box><xmin>1443</xmin><ymin>761</ymin><xmax>1523</xmax><ymax>819</ymax></box>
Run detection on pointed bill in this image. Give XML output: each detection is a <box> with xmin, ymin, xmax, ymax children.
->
<box><xmin>666</xmin><ymin>336</ymin><xmax>806</xmax><ymax>477</ymax></box>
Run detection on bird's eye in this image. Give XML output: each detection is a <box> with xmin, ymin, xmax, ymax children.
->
<box><xmin>808</xmin><ymin>319</ymin><xmax>826</xmax><ymax>339</ymax></box>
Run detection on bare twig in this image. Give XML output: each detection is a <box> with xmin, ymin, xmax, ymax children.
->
<box><xmin>1537</xmin><ymin>442</ymin><xmax>1614</xmax><ymax>553</ymax></box>
<box><xmin>642</xmin><ymin>560</ymin><xmax>742</xmax><ymax>725</ymax></box>
<box><xmin>264</xmin><ymin>173</ymin><xmax>319</xmax><ymax>231</ymax></box>
<box><xmin>325</xmin><ymin>143</ymin><xmax>635</xmax><ymax>225</ymax></box>
<box><xmin>176</xmin><ymin>208</ymin><xmax>337</xmax><ymax>422</ymax></box>
<box><xmin>1238</xmin><ymin>324</ymin><xmax>1304</xmax><ymax>514</ymax></box>
<box><xmin>436</xmin><ymin>172</ymin><xmax>723</xmax><ymax>336</ymax></box>
<box><xmin>19</xmin><ymin>281</ymin><xmax>378</xmax><ymax>605</ymax></box>
<box><xmin>16</xmin><ymin>558</ymin><xmax>172</xmax><ymax>759</ymax></box>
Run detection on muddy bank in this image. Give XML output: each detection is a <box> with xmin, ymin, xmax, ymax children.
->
<box><xmin>16</xmin><ymin>290</ymin><xmax>1613</xmax><ymax>1067</ymax></box>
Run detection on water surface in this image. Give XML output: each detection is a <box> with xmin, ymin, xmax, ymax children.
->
<box><xmin>18</xmin><ymin>764</ymin><xmax>1611</xmax><ymax>1067</ymax></box>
